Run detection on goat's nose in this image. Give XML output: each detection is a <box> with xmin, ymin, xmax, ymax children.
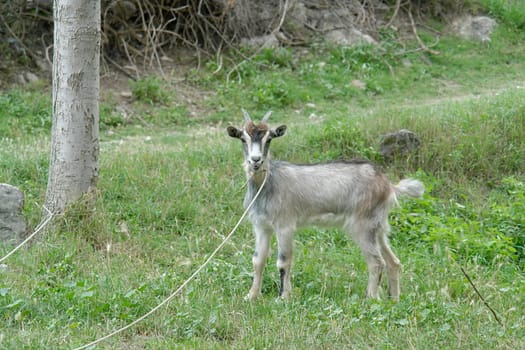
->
<box><xmin>251</xmin><ymin>155</ymin><xmax>262</xmax><ymax>163</ymax></box>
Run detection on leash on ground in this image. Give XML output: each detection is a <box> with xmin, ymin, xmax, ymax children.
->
<box><xmin>72</xmin><ymin>171</ymin><xmax>267</xmax><ymax>350</ymax></box>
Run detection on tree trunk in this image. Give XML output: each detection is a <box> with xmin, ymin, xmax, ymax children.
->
<box><xmin>45</xmin><ymin>0</ymin><xmax>100</xmax><ymax>214</ymax></box>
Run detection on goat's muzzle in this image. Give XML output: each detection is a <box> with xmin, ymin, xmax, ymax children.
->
<box><xmin>250</xmin><ymin>160</ymin><xmax>263</xmax><ymax>171</ymax></box>
<box><xmin>249</xmin><ymin>155</ymin><xmax>264</xmax><ymax>171</ymax></box>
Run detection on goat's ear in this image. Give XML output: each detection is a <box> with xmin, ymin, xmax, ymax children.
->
<box><xmin>227</xmin><ymin>125</ymin><xmax>242</xmax><ymax>139</ymax></box>
<box><xmin>271</xmin><ymin>124</ymin><xmax>287</xmax><ymax>138</ymax></box>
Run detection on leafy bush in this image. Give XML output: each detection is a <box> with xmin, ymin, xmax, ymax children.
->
<box><xmin>130</xmin><ymin>76</ymin><xmax>171</xmax><ymax>104</ymax></box>
<box><xmin>251</xmin><ymin>78</ymin><xmax>292</xmax><ymax>107</ymax></box>
<box><xmin>328</xmin><ymin>45</ymin><xmax>394</xmax><ymax>77</ymax></box>
<box><xmin>392</xmin><ymin>174</ymin><xmax>524</xmax><ymax>267</ymax></box>
<box><xmin>256</xmin><ymin>47</ymin><xmax>294</xmax><ymax>69</ymax></box>
<box><xmin>304</xmin><ymin>118</ymin><xmax>380</xmax><ymax>162</ymax></box>
<box><xmin>1</xmin><ymin>17</ymin><xmax>525</xmax><ymax>348</ymax></box>
<box><xmin>0</xmin><ymin>88</ymin><xmax>51</xmax><ymax>137</ymax></box>
<box><xmin>142</xmin><ymin>105</ymin><xmax>191</xmax><ymax>126</ymax></box>
<box><xmin>479</xmin><ymin>0</ymin><xmax>525</xmax><ymax>29</ymax></box>
<box><xmin>100</xmin><ymin>101</ymin><xmax>126</xmax><ymax>128</ymax></box>
<box><xmin>485</xmin><ymin>177</ymin><xmax>525</xmax><ymax>266</ymax></box>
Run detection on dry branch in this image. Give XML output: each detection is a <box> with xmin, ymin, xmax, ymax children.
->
<box><xmin>1</xmin><ymin>0</ymin><xmax>445</xmax><ymax>74</ymax></box>
<box><xmin>460</xmin><ymin>266</ymin><xmax>504</xmax><ymax>327</ymax></box>
<box><xmin>407</xmin><ymin>3</ymin><xmax>440</xmax><ymax>55</ymax></box>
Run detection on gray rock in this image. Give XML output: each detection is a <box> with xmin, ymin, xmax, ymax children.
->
<box><xmin>324</xmin><ymin>28</ymin><xmax>377</xmax><ymax>47</ymax></box>
<box><xmin>233</xmin><ymin>1</ymin><xmax>380</xmax><ymax>48</ymax></box>
<box><xmin>16</xmin><ymin>73</ymin><xmax>27</xmax><ymax>85</ymax></box>
<box><xmin>15</xmin><ymin>71</ymin><xmax>40</xmax><ymax>85</ymax></box>
<box><xmin>0</xmin><ymin>184</ymin><xmax>27</xmax><ymax>243</ymax></box>
<box><xmin>288</xmin><ymin>1</ymin><xmax>308</xmax><ymax>25</ymax></box>
<box><xmin>314</xmin><ymin>8</ymin><xmax>356</xmax><ymax>32</ymax></box>
<box><xmin>24</xmin><ymin>71</ymin><xmax>40</xmax><ymax>84</ymax></box>
<box><xmin>240</xmin><ymin>34</ymin><xmax>281</xmax><ymax>49</ymax></box>
<box><xmin>452</xmin><ymin>16</ymin><xmax>497</xmax><ymax>42</ymax></box>
<box><xmin>379</xmin><ymin>129</ymin><xmax>420</xmax><ymax>160</ymax></box>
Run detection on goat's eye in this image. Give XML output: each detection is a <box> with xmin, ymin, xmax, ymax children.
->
<box><xmin>241</xmin><ymin>138</ymin><xmax>247</xmax><ymax>144</ymax></box>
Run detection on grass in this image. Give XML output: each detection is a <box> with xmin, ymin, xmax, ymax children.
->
<box><xmin>1</xmin><ymin>9</ymin><xmax>525</xmax><ymax>350</ymax></box>
<box><xmin>479</xmin><ymin>0</ymin><xmax>525</xmax><ymax>29</ymax></box>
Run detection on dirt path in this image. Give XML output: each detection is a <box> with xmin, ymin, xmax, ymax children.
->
<box><xmin>98</xmin><ymin>76</ymin><xmax>525</xmax><ymax>153</ymax></box>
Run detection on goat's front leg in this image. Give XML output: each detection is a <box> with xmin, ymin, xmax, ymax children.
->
<box><xmin>246</xmin><ymin>224</ymin><xmax>271</xmax><ymax>300</ymax></box>
<box><xmin>276</xmin><ymin>227</ymin><xmax>295</xmax><ymax>299</ymax></box>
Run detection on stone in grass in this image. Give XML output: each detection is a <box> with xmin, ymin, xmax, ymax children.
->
<box><xmin>0</xmin><ymin>183</ymin><xmax>28</xmax><ymax>244</ymax></box>
<box><xmin>379</xmin><ymin>129</ymin><xmax>420</xmax><ymax>161</ymax></box>
<box><xmin>452</xmin><ymin>16</ymin><xmax>497</xmax><ymax>43</ymax></box>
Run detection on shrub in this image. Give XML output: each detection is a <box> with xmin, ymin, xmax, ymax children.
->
<box><xmin>392</xmin><ymin>174</ymin><xmax>524</xmax><ymax>267</ymax></box>
<box><xmin>479</xmin><ymin>0</ymin><xmax>525</xmax><ymax>29</ymax></box>
<box><xmin>0</xmin><ymin>88</ymin><xmax>51</xmax><ymax>137</ymax></box>
<box><xmin>304</xmin><ymin>119</ymin><xmax>380</xmax><ymax>162</ymax></box>
<box><xmin>130</xmin><ymin>76</ymin><xmax>171</xmax><ymax>105</ymax></box>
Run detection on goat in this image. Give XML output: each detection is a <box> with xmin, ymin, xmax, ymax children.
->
<box><xmin>227</xmin><ymin>110</ymin><xmax>424</xmax><ymax>301</ymax></box>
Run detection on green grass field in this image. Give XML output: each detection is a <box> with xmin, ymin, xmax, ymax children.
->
<box><xmin>1</xmin><ymin>6</ymin><xmax>524</xmax><ymax>349</ymax></box>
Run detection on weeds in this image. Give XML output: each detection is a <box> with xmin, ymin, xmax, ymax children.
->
<box><xmin>1</xmin><ymin>13</ymin><xmax>524</xmax><ymax>350</ymax></box>
<box><xmin>0</xmin><ymin>86</ymin><xmax>51</xmax><ymax>138</ymax></box>
<box><xmin>130</xmin><ymin>76</ymin><xmax>171</xmax><ymax>105</ymax></box>
<box><xmin>480</xmin><ymin>0</ymin><xmax>525</xmax><ymax>29</ymax></box>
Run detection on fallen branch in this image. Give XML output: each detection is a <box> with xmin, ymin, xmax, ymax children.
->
<box><xmin>460</xmin><ymin>266</ymin><xmax>504</xmax><ymax>327</ymax></box>
<box><xmin>385</xmin><ymin>0</ymin><xmax>403</xmax><ymax>28</ymax></box>
<box><xmin>407</xmin><ymin>4</ymin><xmax>440</xmax><ymax>55</ymax></box>
<box><xmin>103</xmin><ymin>53</ymin><xmax>137</xmax><ymax>81</ymax></box>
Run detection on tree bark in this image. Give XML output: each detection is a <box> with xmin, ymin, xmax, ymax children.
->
<box><xmin>45</xmin><ymin>0</ymin><xmax>100</xmax><ymax>214</ymax></box>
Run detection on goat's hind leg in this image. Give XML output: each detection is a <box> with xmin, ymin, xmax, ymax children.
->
<box><xmin>378</xmin><ymin>222</ymin><xmax>401</xmax><ymax>301</ymax></box>
<box><xmin>246</xmin><ymin>224</ymin><xmax>271</xmax><ymax>300</ymax></box>
<box><xmin>346</xmin><ymin>220</ymin><xmax>385</xmax><ymax>300</ymax></box>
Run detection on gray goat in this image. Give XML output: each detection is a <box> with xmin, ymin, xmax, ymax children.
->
<box><xmin>227</xmin><ymin>110</ymin><xmax>424</xmax><ymax>301</ymax></box>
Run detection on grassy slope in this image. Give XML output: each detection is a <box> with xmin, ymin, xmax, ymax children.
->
<box><xmin>1</xmin><ymin>16</ymin><xmax>524</xmax><ymax>350</ymax></box>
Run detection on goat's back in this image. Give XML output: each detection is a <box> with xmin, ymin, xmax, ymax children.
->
<box><xmin>248</xmin><ymin>160</ymin><xmax>396</xmax><ymax>227</ymax></box>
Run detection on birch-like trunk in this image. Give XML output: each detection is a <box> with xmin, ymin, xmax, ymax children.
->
<box><xmin>45</xmin><ymin>0</ymin><xmax>100</xmax><ymax>214</ymax></box>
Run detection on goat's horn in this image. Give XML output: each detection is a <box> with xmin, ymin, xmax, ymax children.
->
<box><xmin>262</xmin><ymin>110</ymin><xmax>272</xmax><ymax>123</ymax></box>
<box><xmin>242</xmin><ymin>108</ymin><xmax>251</xmax><ymax>124</ymax></box>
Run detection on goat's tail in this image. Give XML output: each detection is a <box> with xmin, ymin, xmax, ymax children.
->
<box><xmin>394</xmin><ymin>178</ymin><xmax>425</xmax><ymax>198</ymax></box>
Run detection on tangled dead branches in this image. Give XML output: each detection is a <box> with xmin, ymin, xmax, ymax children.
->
<box><xmin>0</xmin><ymin>0</ymin><xmax>462</xmax><ymax>75</ymax></box>
<box><xmin>100</xmin><ymin>0</ymin><xmax>305</xmax><ymax>71</ymax></box>
<box><xmin>1</xmin><ymin>0</ymin><xmax>295</xmax><ymax>73</ymax></box>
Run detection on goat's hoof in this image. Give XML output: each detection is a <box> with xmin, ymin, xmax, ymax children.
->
<box><xmin>244</xmin><ymin>291</ymin><xmax>261</xmax><ymax>301</ymax></box>
<box><xmin>277</xmin><ymin>291</ymin><xmax>291</xmax><ymax>301</ymax></box>
<box><xmin>275</xmin><ymin>295</ymin><xmax>291</xmax><ymax>303</ymax></box>
<box><xmin>366</xmin><ymin>292</ymin><xmax>381</xmax><ymax>301</ymax></box>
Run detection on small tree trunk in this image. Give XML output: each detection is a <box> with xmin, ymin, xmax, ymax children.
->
<box><xmin>45</xmin><ymin>0</ymin><xmax>100</xmax><ymax>214</ymax></box>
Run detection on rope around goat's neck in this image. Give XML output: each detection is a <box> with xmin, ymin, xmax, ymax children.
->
<box><xmin>73</xmin><ymin>170</ymin><xmax>268</xmax><ymax>350</ymax></box>
<box><xmin>247</xmin><ymin>162</ymin><xmax>270</xmax><ymax>188</ymax></box>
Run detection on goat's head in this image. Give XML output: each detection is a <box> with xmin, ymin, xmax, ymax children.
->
<box><xmin>227</xmin><ymin>109</ymin><xmax>287</xmax><ymax>173</ymax></box>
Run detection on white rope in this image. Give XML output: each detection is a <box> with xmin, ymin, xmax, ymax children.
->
<box><xmin>73</xmin><ymin>171</ymin><xmax>268</xmax><ymax>350</ymax></box>
<box><xmin>0</xmin><ymin>206</ymin><xmax>53</xmax><ymax>264</ymax></box>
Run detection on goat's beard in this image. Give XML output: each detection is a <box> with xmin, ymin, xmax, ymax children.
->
<box><xmin>244</xmin><ymin>161</ymin><xmax>267</xmax><ymax>185</ymax></box>
<box><xmin>244</xmin><ymin>162</ymin><xmax>258</xmax><ymax>177</ymax></box>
